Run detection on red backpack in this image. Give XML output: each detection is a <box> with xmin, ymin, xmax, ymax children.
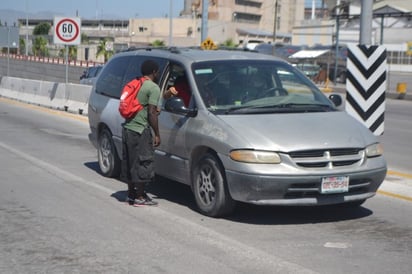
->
<box><xmin>119</xmin><ymin>77</ymin><xmax>146</xmax><ymax>119</ymax></box>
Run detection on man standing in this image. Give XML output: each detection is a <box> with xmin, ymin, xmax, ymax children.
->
<box><xmin>122</xmin><ymin>60</ymin><xmax>161</xmax><ymax>206</ymax></box>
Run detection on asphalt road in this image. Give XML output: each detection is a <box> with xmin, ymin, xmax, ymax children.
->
<box><xmin>0</xmin><ymin>98</ymin><xmax>411</xmax><ymax>274</ymax></box>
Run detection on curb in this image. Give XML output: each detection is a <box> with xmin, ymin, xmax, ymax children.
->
<box><xmin>379</xmin><ymin>171</ymin><xmax>412</xmax><ymax>202</ymax></box>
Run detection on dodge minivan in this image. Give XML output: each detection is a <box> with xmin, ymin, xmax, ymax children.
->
<box><xmin>88</xmin><ymin>47</ymin><xmax>386</xmax><ymax>217</ymax></box>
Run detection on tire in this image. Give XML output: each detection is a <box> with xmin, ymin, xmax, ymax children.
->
<box><xmin>192</xmin><ymin>154</ymin><xmax>236</xmax><ymax>217</ymax></box>
<box><xmin>98</xmin><ymin>128</ymin><xmax>121</xmax><ymax>178</ymax></box>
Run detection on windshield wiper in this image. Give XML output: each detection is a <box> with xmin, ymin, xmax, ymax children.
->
<box><xmin>224</xmin><ymin>105</ymin><xmax>257</xmax><ymax>114</ymax></box>
<box><xmin>274</xmin><ymin>103</ymin><xmax>334</xmax><ymax>110</ymax></box>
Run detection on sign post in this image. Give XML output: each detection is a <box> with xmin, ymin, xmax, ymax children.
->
<box><xmin>53</xmin><ymin>17</ymin><xmax>81</xmax><ymax>83</ymax></box>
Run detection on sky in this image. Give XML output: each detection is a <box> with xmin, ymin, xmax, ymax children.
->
<box><xmin>1</xmin><ymin>0</ymin><xmax>185</xmax><ymax>20</ymax></box>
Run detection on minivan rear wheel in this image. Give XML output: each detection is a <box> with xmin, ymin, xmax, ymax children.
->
<box><xmin>192</xmin><ymin>154</ymin><xmax>236</xmax><ymax>217</ymax></box>
<box><xmin>98</xmin><ymin>128</ymin><xmax>120</xmax><ymax>178</ymax></box>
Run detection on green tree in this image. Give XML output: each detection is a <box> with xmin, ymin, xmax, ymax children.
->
<box><xmin>68</xmin><ymin>46</ymin><xmax>77</xmax><ymax>60</ymax></box>
<box><xmin>19</xmin><ymin>37</ymin><xmax>26</xmax><ymax>54</ymax></box>
<box><xmin>220</xmin><ymin>38</ymin><xmax>237</xmax><ymax>48</ymax></box>
<box><xmin>58</xmin><ymin>46</ymin><xmax>77</xmax><ymax>60</ymax></box>
<box><xmin>150</xmin><ymin>40</ymin><xmax>165</xmax><ymax>47</ymax></box>
<box><xmin>33</xmin><ymin>22</ymin><xmax>51</xmax><ymax>35</ymax></box>
<box><xmin>32</xmin><ymin>36</ymin><xmax>48</xmax><ymax>57</ymax></box>
<box><xmin>81</xmin><ymin>33</ymin><xmax>89</xmax><ymax>44</ymax></box>
<box><xmin>96</xmin><ymin>39</ymin><xmax>113</xmax><ymax>62</ymax></box>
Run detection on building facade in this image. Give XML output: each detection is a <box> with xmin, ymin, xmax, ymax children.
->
<box><xmin>18</xmin><ymin>0</ymin><xmax>307</xmax><ymax>60</ymax></box>
<box><xmin>14</xmin><ymin>0</ymin><xmax>412</xmax><ymax>64</ymax></box>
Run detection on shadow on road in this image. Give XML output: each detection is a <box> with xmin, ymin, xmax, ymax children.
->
<box><xmin>85</xmin><ymin>161</ymin><xmax>373</xmax><ymax>224</ymax></box>
<box><xmin>84</xmin><ymin>161</ymin><xmax>102</xmax><ymax>175</ymax></box>
<box><xmin>227</xmin><ymin>202</ymin><xmax>373</xmax><ymax>225</ymax></box>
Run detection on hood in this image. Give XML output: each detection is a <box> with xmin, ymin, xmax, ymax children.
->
<box><xmin>216</xmin><ymin>111</ymin><xmax>377</xmax><ymax>152</ymax></box>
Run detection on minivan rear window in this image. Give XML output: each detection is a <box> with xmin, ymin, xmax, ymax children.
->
<box><xmin>95</xmin><ymin>56</ymin><xmax>167</xmax><ymax>99</ymax></box>
<box><xmin>95</xmin><ymin>56</ymin><xmax>131</xmax><ymax>98</ymax></box>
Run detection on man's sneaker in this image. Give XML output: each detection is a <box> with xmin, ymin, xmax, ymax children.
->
<box><xmin>135</xmin><ymin>195</ymin><xmax>158</xmax><ymax>206</ymax></box>
<box><xmin>125</xmin><ymin>197</ymin><xmax>134</xmax><ymax>205</ymax></box>
<box><xmin>125</xmin><ymin>197</ymin><xmax>143</xmax><ymax>207</ymax></box>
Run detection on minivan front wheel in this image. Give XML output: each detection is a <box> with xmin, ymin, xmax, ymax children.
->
<box><xmin>192</xmin><ymin>154</ymin><xmax>236</xmax><ymax>217</ymax></box>
<box><xmin>98</xmin><ymin>128</ymin><xmax>120</xmax><ymax>178</ymax></box>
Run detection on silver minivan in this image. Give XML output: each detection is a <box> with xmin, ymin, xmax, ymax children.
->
<box><xmin>88</xmin><ymin>48</ymin><xmax>387</xmax><ymax>217</ymax></box>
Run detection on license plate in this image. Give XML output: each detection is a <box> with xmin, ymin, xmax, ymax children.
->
<box><xmin>321</xmin><ymin>176</ymin><xmax>349</xmax><ymax>194</ymax></box>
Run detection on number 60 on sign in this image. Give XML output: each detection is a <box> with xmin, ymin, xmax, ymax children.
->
<box><xmin>53</xmin><ymin>17</ymin><xmax>81</xmax><ymax>45</ymax></box>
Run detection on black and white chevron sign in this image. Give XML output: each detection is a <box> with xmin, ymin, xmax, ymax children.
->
<box><xmin>345</xmin><ymin>45</ymin><xmax>387</xmax><ymax>136</ymax></box>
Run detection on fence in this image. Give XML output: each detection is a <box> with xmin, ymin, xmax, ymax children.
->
<box><xmin>0</xmin><ymin>53</ymin><xmax>103</xmax><ymax>68</ymax></box>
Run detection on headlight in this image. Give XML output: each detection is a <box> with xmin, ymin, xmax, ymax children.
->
<box><xmin>366</xmin><ymin>143</ymin><xmax>384</xmax><ymax>158</ymax></box>
<box><xmin>230</xmin><ymin>150</ymin><xmax>281</xmax><ymax>164</ymax></box>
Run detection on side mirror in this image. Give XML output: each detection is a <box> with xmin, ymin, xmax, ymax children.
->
<box><xmin>329</xmin><ymin>94</ymin><xmax>342</xmax><ymax>107</ymax></box>
<box><xmin>164</xmin><ymin>97</ymin><xmax>197</xmax><ymax>117</ymax></box>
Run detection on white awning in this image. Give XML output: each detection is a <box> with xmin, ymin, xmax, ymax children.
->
<box><xmin>288</xmin><ymin>50</ymin><xmax>329</xmax><ymax>59</ymax></box>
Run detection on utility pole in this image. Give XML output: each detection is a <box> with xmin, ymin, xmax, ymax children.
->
<box><xmin>360</xmin><ymin>0</ymin><xmax>373</xmax><ymax>44</ymax></box>
<box><xmin>311</xmin><ymin>0</ymin><xmax>316</xmax><ymax>20</ymax></box>
<box><xmin>201</xmin><ymin>0</ymin><xmax>208</xmax><ymax>42</ymax></box>
<box><xmin>272</xmin><ymin>0</ymin><xmax>278</xmax><ymax>43</ymax></box>
<box><xmin>333</xmin><ymin>0</ymin><xmax>341</xmax><ymax>85</ymax></box>
<box><xmin>169</xmin><ymin>0</ymin><xmax>173</xmax><ymax>46</ymax></box>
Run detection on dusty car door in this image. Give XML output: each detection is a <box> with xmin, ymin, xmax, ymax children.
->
<box><xmin>155</xmin><ymin>64</ymin><xmax>195</xmax><ymax>184</ymax></box>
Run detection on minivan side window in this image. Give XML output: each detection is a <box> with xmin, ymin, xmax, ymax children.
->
<box><xmin>161</xmin><ymin>63</ymin><xmax>192</xmax><ymax>108</ymax></box>
<box><xmin>95</xmin><ymin>56</ymin><xmax>131</xmax><ymax>98</ymax></box>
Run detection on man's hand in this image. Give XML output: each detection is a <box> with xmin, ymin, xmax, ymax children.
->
<box><xmin>168</xmin><ymin>86</ymin><xmax>179</xmax><ymax>96</ymax></box>
<box><xmin>153</xmin><ymin>135</ymin><xmax>161</xmax><ymax>147</ymax></box>
<box><xmin>148</xmin><ymin>104</ymin><xmax>161</xmax><ymax>147</ymax></box>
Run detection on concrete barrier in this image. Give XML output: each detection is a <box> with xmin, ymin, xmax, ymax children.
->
<box><xmin>65</xmin><ymin>83</ymin><xmax>92</xmax><ymax>114</ymax></box>
<box><xmin>0</xmin><ymin>76</ymin><xmax>92</xmax><ymax>115</ymax></box>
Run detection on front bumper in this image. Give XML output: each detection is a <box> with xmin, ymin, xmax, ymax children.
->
<box><xmin>226</xmin><ymin>167</ymin><xmax>387</xmax><ymax>206</ymax></box>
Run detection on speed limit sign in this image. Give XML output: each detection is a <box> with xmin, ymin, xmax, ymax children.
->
<box><xmin>53</xmin><ymin>17</ymin><xmax>81</xmax><ymax>45</ymax></box>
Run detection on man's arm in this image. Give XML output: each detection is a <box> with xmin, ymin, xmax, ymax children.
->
<box><xmin>163</xmin><ymin>86</ymin><xmax>178</xmax><ymax>99</ymax></box>
<box><xmin>148</xmin><ymin>104</ymin><xmax>160</xmax><ymax>147</ymax></box>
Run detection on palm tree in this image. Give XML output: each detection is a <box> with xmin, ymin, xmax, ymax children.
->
<box><xmin>58</xmin><ymin>46</ymin><xmax>77</xmax><ymax>60</ymax></box>
<box><xmin>32</xmin><ymin>36</ymin><xmax>48</xmax><ymax>57</ymax></box>
<box><xmin>19</xmin><ymin>38</ymin><xmax>26</xmax><ymax>54</ymax></box>
<box><xmin>96</xmin><ymin>39</ymin><xmax>114</xmax><ymax>63</ymax></box>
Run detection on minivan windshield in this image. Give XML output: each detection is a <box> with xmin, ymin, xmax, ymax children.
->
<box><xmin>192</xmin><ymin>60</ymin><xmax>335</xmax><ymax>114</ymax></box>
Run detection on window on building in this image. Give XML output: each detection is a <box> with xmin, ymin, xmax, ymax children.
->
<box><xmin>235</xmin><ymin>0</ymin><xmax>262</xmax><ymax>8</ymax></box>
<box><xmin>233</xmin><ymin>12</ymin><xmax>261</xmax><ymax>24</ymax></box>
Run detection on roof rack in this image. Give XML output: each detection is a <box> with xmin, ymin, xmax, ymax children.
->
<box><xmin>120</xmin><ymin>46</ymin><xmax>183</xmax><ymax>54</ymax></box>
<box><xmin>119</xmin><ymin>46</ymin><xmax>255</xmax><ymax>55</ymax></box>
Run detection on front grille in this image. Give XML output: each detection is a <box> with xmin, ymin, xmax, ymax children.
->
<box><xmin>289</xmin><ymin>148</ymin><xmax>364</xmax><ymax>169</ymax></box>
